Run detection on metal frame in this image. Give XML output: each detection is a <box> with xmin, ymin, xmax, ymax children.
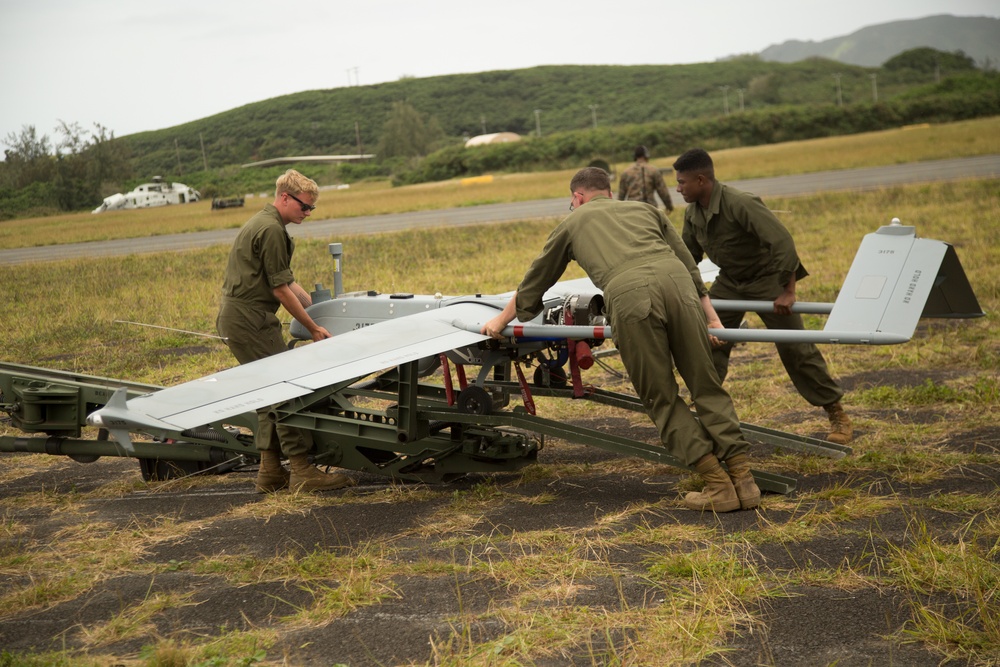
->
<box><xmin>1</xmin><ymin>358</ymin><xmax>825</xmax><ymax>493</ymax></box>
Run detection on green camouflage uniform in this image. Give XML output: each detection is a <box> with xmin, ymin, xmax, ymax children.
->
<box><xmin>681</xmin><ymin>182</ymin><xmax>844</xmax><ymax>407</ymax></box>
<box><xmin>617</xmin><ymin>161</ymin><xmax>674</xmax><ymax>212</ymax></box>
<box><xmin>216</xmin><ymin>203</ymin><xmax>312</xmax><ymax>456</ymax></box>
<box><xmin>515</xmin><ymin>196</ymin><xmax>749</xmax><ymax>466</ymax></box>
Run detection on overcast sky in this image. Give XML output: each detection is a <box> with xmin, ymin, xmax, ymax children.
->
<box><xmin>1</xmin><ymin>0</ymin><xmax>997</xmax><ymax>151</ymax></box>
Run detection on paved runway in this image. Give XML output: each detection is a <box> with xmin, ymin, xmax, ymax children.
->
<box><xmin>3</xmin><ymin>155</ymin><xmax>997</xmax><ymax>266</ymax></box>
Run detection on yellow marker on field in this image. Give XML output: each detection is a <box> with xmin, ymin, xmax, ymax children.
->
<box><xmin>461</xmin><ymin>175</ymin><xmax>494</xmax><ymax>186</ymax></box>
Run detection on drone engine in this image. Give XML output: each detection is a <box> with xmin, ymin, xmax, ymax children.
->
<box><xmin>545</xmin><ymin>293</ymin><xmax>607</xmax><ymax>346</ymax></box>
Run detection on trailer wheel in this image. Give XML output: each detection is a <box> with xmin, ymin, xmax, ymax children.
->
<box><xmin>457</xmin><ymin>386</ymin><xmax>493</xmax><ymax>415</ymax></box>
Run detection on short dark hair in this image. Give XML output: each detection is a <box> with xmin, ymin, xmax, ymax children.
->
<box><xmin>672</xmin><ymin>148</ymin><xmax>714</xmax><ymax>174</ymax></box>
<box><xmin>570</xmin><ymin>167</ymin><xmax>611</xmax><ymax>193</ymax></box>
<box><xmin>633</xmin><ymin>145</ymin><xmax>650</xmax><ymax>160</ymax></box>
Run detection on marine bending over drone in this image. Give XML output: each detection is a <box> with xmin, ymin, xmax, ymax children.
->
<box><xmin>482</xmin><ymin>166</ymin><xmax>761</xmax><ymax>513</ymax></box>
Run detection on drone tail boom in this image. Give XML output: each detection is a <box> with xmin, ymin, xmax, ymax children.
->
<box><xmin>543</xmin><ymin>223</ymin><xmax>983</xmax><ymax>346</ymax></box>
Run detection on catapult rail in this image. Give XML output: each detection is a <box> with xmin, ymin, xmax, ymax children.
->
<box><xmin>0</xmin><ymin>361</ymin><xmax>163</xmax><ymax>397</ymax></box>
<box><xmin>0</xmin><ymin>362</ymin><xmax>256</xmax><ymax>479</ymax></box>
<box><xmin>426</xmin><ymin>407</ymin><xmax>797</xmax><ymax>496</ymax></box>
<box><xmin>488</xmin><ymin>380</ymin><xmax>853</xmax><ymax>460</ymax></box>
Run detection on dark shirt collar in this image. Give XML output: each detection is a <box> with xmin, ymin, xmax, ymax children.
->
<box><xmin>698</xmin><ymin>181</ymin><xmax>724</xmax><ymax>217</ymax></box>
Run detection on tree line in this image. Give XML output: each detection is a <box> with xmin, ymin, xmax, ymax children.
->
<box><xmin>1</xmin><ymin>122</ymin><xmax>132</xmax><ymax>217</ymax></box>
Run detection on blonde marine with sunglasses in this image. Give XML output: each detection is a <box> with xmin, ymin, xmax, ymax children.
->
<box><xmin>216</xmin><ymin>169</ymin><xmax>355</xmax><ymax>494</ymax></box>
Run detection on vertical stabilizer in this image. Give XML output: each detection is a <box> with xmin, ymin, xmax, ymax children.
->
<box><xmin>824</xmin><ymin>223</ymin><xmax>983</xmax><ymax>342</ymax></box>
<box><xmin>920</xmin><ymin>244</ymin><xmax>984</xmax><ymax>319</ymax></box>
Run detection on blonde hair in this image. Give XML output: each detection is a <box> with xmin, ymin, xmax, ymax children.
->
<box><xmin>275</xmin><ymin>169</ymin><xmax>319</xmax><ymax>198</ymax></box>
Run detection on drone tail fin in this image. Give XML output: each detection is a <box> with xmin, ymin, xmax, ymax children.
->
<box><xmin>823</xmin><ymin>223</ymin><xmax>983</xmax><ymax>343</ymax></box>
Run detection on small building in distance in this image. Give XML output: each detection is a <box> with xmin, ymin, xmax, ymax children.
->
<box><xmin>465</xmin><ymin>132</ymin><xmax>522</xmax><ymax>148</ymax></box>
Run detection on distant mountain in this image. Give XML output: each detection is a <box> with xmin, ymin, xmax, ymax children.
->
<box><xmin>757</xmin><ymin>14</ymin><xmax>1000</xmax><ymax>67</ymax></box>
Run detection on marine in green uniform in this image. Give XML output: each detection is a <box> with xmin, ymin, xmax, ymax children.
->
<box><xmin>617</xmin><ymin>145</ymin><xmax>674</xmax><ymax>213</ymax></box>
<box><xmin>672</xmin><ymin>148</ymin><xmax>853</xmax><ymax>445</ymax></box>
<box><xmin>482</xmin><ymin>167</ymin><xmax>760</xmax><ymax>513</ymax></box>
<box><xmin>216</xmin><ymin>169</ymin><xmax>354</xmax><ymax>493</ymax></box>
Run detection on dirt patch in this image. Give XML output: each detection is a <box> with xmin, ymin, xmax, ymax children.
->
<box><xmin>838</xmin><ymin>367</ymin><xmax>970</xmax><ymax>392</ymax></box>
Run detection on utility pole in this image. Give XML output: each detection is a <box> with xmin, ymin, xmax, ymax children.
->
<box><xmin>870</xmin><ymin>73</ymin><xmax>878</xmax><ymax>104</ymax></box>
<box><xmin>199</xmin><ymin>133</ymin><xmax>208</xmax><ymax>171</ymax></box>
<box><xmin>588</xmin><ymin>104</ymin><xmax>598</xmax><ymax>129</ymax></box>
<box><xmin>833</xmin><ymin>73</ymin><xmax>843</xmax><ymax>107</ymax></box>
<box><xmin>719</xmin><ymin>85</ymin><xmax>730</xmax><ymax>115</ymax></box>
<box><xmin>534</xmin><ymin>109</ymin><xmax>542</xmax><ymax>137</ymax></box>
<box><xmin>736</xmin><ymin>89</ymin><xmax>745</xmax><ymax>112</ymax></box>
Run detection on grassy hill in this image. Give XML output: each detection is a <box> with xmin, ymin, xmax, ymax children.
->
<box><xmin>123</xmin><ymin>57</ymin><xmax>971</xmax><ymax>178</ymax></box>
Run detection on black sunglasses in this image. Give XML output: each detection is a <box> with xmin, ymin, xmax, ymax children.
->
<box><xmin>286</xmin><ymin>192</ymin><xmax>316</xmax><ymax>212</ymax></box>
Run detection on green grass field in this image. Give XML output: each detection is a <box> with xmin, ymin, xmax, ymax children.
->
<box><xmin>1</xmin><ymin>120</ymin><xmax>998</xmax><ymax>666</ymax></box>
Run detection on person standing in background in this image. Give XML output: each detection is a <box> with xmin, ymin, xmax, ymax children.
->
<box><xmin>618</xmin><ymin>145</ymin><xmax>675</xmax><ymax>213</ymax></box>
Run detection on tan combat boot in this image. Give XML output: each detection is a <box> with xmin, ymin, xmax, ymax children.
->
<box><xmin>255</xmin><ymin>449</ymin><xmax>290</xmax><ymax>493</ymax></box>
<box><xmin>683</xmin><ymin>453</ymin><xmax>741</xmax><ymax>512</ymax></box>
<box><xmin>823</xmin><ymin>401</ymin><xmax>854</xmax><ymax>445</ymax></box>
<box><xmin>723</xmin><ymin>453</ymin><xmax>761</xmax><ymax>510</ymax></box>
<box><xmin>288</xmin><ymin>454</ymin><xmax>355</xmax><ymax>492</ymax></box>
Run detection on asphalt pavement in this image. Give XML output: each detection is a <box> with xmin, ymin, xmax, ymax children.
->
<box><xmin>3</xmin><ymin>155</ymin><xmax>997</xmax><ymax>266</ymax></box>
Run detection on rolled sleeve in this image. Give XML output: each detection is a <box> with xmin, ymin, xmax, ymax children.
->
<box><xmin>515</xmin><ymin>225</ymin><xmax>573</xmax><ymax>321</ymax></box>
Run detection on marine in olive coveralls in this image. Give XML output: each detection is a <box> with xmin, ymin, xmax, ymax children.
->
<box><xmin>680</xmin><ymin>181</ymin><xmax>845</xmax><ymax>409</ymax></box>
<box><xmin>484</xmin><ymin>190</ymin><xmax>750</xmax><ymax>467</ymax></box>
<box><xmin>216</xmin><ymin>203</ymin><xmax>314</xmax><ymax>458</ymax></box>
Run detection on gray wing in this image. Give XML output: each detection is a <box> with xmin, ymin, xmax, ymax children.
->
<box><xmin>89</xmin><ymin>301</ymin><xmax>498</xmax><ymax>434</ymax></box>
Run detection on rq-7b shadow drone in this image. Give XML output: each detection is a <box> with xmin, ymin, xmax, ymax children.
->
<box><xmin>0</xmin><ymin>221</ymin><xmax>982</xmax><ymax>496</ymax></box>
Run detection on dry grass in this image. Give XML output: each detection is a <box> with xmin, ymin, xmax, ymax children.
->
<box><xmin>1</xmin><ymin>131</ymin><xmax>998</xmax><ymax>666</ymax></box>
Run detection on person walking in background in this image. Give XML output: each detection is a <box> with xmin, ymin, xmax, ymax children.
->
<box><xmin>618</xmin><ymin>145</ymin><xmax>675</xmax><ymax>213</ymax></box>
<box><xmin>672</xmin><ymin>148</ymin><xmax>853</xmax><ymax>445</ymax></box>
<box><xmin>216</xmin><ymin>169</ymin><xmax>355</xmax><ymax>493</ymax></box>
<box><xmin>482</xmin><ymin>167</ymin><xmax>760</xmax><ymax>513</ymax></box>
